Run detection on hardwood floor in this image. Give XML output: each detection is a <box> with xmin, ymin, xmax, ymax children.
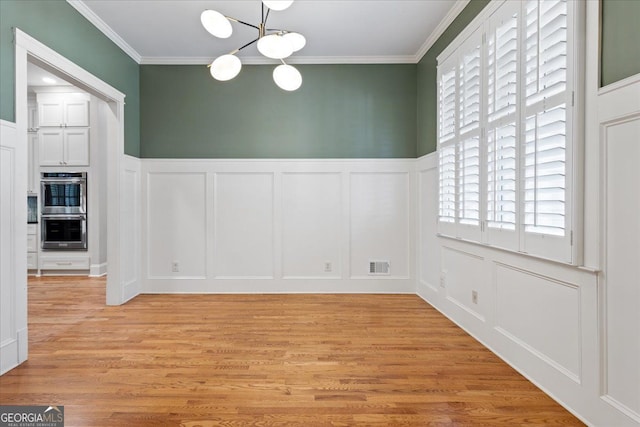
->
<box><xmin>0</xmin><ymin>276</ymin><xmax>583</xmax><ymax>426</ymax></box>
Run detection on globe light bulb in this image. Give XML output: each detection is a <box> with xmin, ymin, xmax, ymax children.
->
<box><xmin>201</xmin><ymin>10</ymin><xmax>232</xmax><ymax>38</ymax></box>
<box><xmin>257</xmin><ymin>34</ymin><xmax>293</xmax><ymax>59</ymax></box>
<box><xmin>273</xmin><ymin>64</ymin><xmax>302</xmax><ymax>91</ymax></box>
<box><xmin>210</xmin><ymin>55</ymin><xmax>242</xmax><ymax>81</ymax></box>
<box><xmin>263</xmin><ymin>1</ymin><xmax>294</xmax><ymax>11</ymax></box>
<box><xmin>283</xmin><ymin>32</ymin><xmax>306</xmax><ymax>52</ymax></box>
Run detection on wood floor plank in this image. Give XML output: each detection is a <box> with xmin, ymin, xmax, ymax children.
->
<box><xmin>0</xmin><ymin>276</ymin><xmax>584</xmax><ymax>426</ymax></box>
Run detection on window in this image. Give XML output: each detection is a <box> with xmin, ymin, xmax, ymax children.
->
<box><xmin>437</xmin><ymin>0</ymin><xmax>579</xmax><ymax>263</ymax></box>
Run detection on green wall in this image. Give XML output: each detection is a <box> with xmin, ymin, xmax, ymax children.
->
<box><xmin>416</xmin><ymin>0</ymin><xmax>491</xmax><ymax>157</ymax></box>
<box><xmin>140</xmin><ymin>64</ymin><xmax>416</xmax><ymax>158</ymax></box>
<box><xmin>0</xmin><ymin>0</ymin><xmax>140</xmax><ymax>156</ymax></box>
<box><xmin>601</xmin><ymin>0</ymin><xmax>640</xmax><ymax>87</ymax></box>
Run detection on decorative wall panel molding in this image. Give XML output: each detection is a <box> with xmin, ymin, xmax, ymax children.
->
<box><xmin>599</xmin><ymin>78</ymin><xmax>640</xmax><ymax>423</ymax></box>
<box><xmin>141</xmin><ymin>159</ymin><xmax>415</xmax><ymax>293</ymax></box>
<box><xmin>0</xmin><ymin>120</ymin><xmax>27</xmax><ymax>375</ymax></box>
<box><xmin>145</xmin><ymin>171</ymin><xmax>208</xmax><ymax>280</ymax></box>
<box><xmin>494</xmin><ymin>263</ymin><xmax>581</xmax><ymax>383</ymax></box>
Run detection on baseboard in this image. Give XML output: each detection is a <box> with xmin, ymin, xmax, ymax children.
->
<box><xmin>1</xmin><ymin>328</ymin><xmax>30</xmax><ymax>375</ymax></box>
<box><xmin>122</xmin><ymin>279</ymin><xmax>139</xmax><ymax>303</ymax></box>
<box><xmin>17</xmin><ymin>327</ymin><xmax>28</xmax><ymax>366</ymax></box>
<box><xmin>143</xmin><ymin>278</ymin><xmax>416</xmax><ymax>294</ymax></box>
<box><xmin>416</xmin><ymin>279</ymin><xmax>440</xmax><ymax>303</ymax></box>
<box><xmin>89</xmin><ymin>262</ymin><xmax>108</xmax><ymax>277</ymax></box>
<box><xmin>0</xmin><ymin>338</ymin><xmax>19</xmax><ymax>375</ymax></box>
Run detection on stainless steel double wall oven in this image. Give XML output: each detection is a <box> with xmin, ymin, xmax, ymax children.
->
<box><xmin>40</xmin><ymin>172</ymin><xmax>87</xmax><ymax>250</ymax></box>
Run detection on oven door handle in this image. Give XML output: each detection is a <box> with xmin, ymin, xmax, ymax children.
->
<box><xmin>41</xmin><ymin>214</ymin><xmax>87</xmax><ymax>220</ymax></box>
<box><xmin>41</xmin><ymin>178</ymin><xmax>86</xmax><ymax>184</ymax></box>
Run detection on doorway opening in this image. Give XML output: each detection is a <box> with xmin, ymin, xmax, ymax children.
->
<box><xmin>26</xmin><ymin>60</ymin><xmax>109</xmax><ymax>278</ymax></box>
<box><xmin>6</xmin><ymin>28</ymin><xmax>139</xmax><ymax>372</ymax></box>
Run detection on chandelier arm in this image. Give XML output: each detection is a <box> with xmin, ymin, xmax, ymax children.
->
<box><xmin>226</xmin><ymin>16</ymin><xmax>260</xmax><ymax>30</ymax></box>
<box><xmin>264</xmin><ymin>6</ymin><xmax>271</xmax><ymax>26</ymax></box>
<box><xmin>235</xmin><ymin>37</ymin><xmax>260</xmax><ymax>53</ymax></box>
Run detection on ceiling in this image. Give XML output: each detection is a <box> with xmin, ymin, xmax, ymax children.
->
<box><xmin>70</xmin><ymin>0</ymin><xmax>466</xmax><ymax>64</ymax></box>
<box><xmin>27</xmin><ymin>62</ymin><xmax>74</xmax><ymax>87</ymax></box>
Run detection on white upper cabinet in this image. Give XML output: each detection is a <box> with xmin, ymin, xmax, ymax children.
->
<box><xmin>37</xmin><ymin>92</ymin><xmax>90</xmax><ymax>167</ymax></box>
<box><xmin>64</xmin><ymin>128</ymin><xmax>90</xmax><ymax>165</ymax></box>
<box><xmin>63</xmin><ymin>98</ymin><xmax>90</xmax><ymax>127</ymax></box>
<box><xmin>37</xmin><ymin>93</ymin><xmax>89</xmax><ymax>127</ymax></box>
<box><xmin>38</xmin><ymin>129</ymin><xmax>65</xmax><ymax>165</ymax></box>
<box><xmin>39</xmin><ymin>128</ymin><xmax>89</xmax><ymax>166</ymax></box>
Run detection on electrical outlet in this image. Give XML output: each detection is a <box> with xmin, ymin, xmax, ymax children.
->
<box><xmin>472</xmin><ymin>290</ymin><xmax>478</xmax><ymax>304</ymax></box>
<box><xmin>324</xmin><ymin>261</ymin><xmax>332</xmax><ymax>272</ymax></box>
<box><xmin>171</xmin><ymin>261</ymin><xmax>180</xmax><ymax>273</ymax></box>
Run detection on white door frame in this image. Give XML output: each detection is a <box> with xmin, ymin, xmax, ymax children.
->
<box><xmin>14</xmin><ymin>30</ymin><xmax>133</xmax><ymax>309</ymax></box>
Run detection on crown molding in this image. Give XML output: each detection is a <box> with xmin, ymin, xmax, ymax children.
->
<box><xmin>68</xmin><ymin>0</ymin><xmax>468</xmax><ymax>66</ymax></box>
<box><xmin>140</xmin><ymin>55</ymin><xmax>419</xmax><ymax>65</ymax></box>
<box><xmin>413</xmin><ymin>0</ymin><xmax>470</xmax><ymax>62</ymax></box>
<box><xmin>285</xmin><ymin>55</ymin><xmax>418</xmax><ymax>65</ymax></box>
<box><xmin>66</xmin><ymin>0</ymin><xmax>142</xmax><ymax>64</ymax></box>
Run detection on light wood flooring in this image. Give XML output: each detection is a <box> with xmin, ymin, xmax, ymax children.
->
<box><xmin>0</xmin><ymin>276</ymin><xmax>583</xmax><ymax>426</ymax></box>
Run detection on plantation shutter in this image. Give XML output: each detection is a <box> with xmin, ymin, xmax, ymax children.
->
<box><xmin>435</xmin><ymin>0</ymin><xmax>577</xmax><ymax>263</ymax></box>
<box><xmin>485</xmin><ymin>2</ymin><xmax>519</xmax><ymax>250</ymax></box>
<box><xmin>522</xmin><ymin>0</ymin><xmax>572</xmax><ymax>262</ymax></box>
<box><xmin>487</xmin><ymin>124</ymin><xmax>517</xmax><ymax>228</ymax></box>
<box><xmin>439</xmin><ymin>144</ymin><xmax>456</xmax><ymax>224</ymax></box>
<box><xmin>439</xmin><ymin>65</ymin><xmax>457</xmax><ymax>144</ymax></box>
<box><xmin>456</xmin><ymin>28</ymin><xmax>483</xmax><ymax>241</ymax></box>
<box><xmin>438</xmin><ymin>58</ymin><xmax>458</xmax><ymax>234</ymax></box>
<box><xmin>458</xmin><ymin>136</ymin><xmax>480</xmax><ymax>226</ymax></box>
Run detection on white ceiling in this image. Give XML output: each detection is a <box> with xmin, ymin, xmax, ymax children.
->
<box><xmin>70</xmin><ymin>0</ymin><xmax>466</xmax><ymax>64</ymax></box>
<box><xmin>27</xmin><ymin>62</ymin><xmax>74</xmax><ymax>87</ymax></box>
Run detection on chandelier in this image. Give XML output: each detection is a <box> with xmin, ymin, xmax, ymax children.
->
<box><xmin>201</xmin><ymin>0</ymin><xmax>305</xmax><ymax>91</ymax></box>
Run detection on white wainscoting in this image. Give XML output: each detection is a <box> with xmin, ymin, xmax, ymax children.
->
<box><xmin>350</xmin><ymin>172</ymin><xmax>411</xmax><ymax>279</ymax></box>
<box><xmin>141</xmin><ymin>159</ymin><xmax>415</xmax><ymax>293</ymax></box>
<box><xmin>441</xmin><ymin>246</ymin><xmax>487</xmax><ymax>323</ymax></box>
<box><xmin>120</xmin><ymin>155</ymin><xmax>142</xmax><ymax>302</ymax></box>
<box><xmin>494</xmin><ymin>264</ymin><xmax>581</xmax><ymax>383</ymax></box>
<box><xmin>146</xmin><ymin>171</ymin><xmax>208</xmax><ymax>280</ymax></box>
<box><xmin>214</xmin><ymin>172</ymin><xmax>274</xmax><ymax>279</ymax></box>
<box><xmin>0</xmin><ymin>120</ymin><xmax>28</xmax><ymax>375</ymax></box>
<box><xmin>282</xmin><ymin>172</ymin><xmax>342</xmax><ymax>279</ymax></box>
<box><xmin>417</xmin><ymin>155</ymin><xmax>440</xmax><ymax>301</ymax></box>
<box><xmin>599</xmin><ymin>75</ymin><xmax>640</xmax><ymax>424</ymax></box>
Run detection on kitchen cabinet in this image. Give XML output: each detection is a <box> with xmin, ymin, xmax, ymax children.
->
<box><xmin>27</xmin><ymin>133</ymin><xmax>39</xmax><ymax>193</ymax></box>
<box><xmin>37</xmin><ymin>93</ymin><xmax>89</xmax><ymax>127</ymax></box>
<box><xmin>37</xmin><ymin>92</ymin><xmax>90</xmax><ymax>167</ymax></box>
<box><xmin>27</xmin><ymin>224</ymin><xmax>38</xmax><ymax>271</ymax></box>
<box><xmin>28</xmin><ymin>103</ymin><xmax>38</xmax><ymax>132</ymax></box>
<box><xmin>39</xmin><ymin>128</ymin><xmax>89</xmax><ymax>166</ymax></box>
<box><xmin>39</xmin><ymin>255</ymin><xmax>90</xmax><ymax>271</ymax></box>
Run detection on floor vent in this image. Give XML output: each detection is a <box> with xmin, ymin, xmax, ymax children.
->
<box><xmin>369</xmin><ymin>261</ymin><xmax>390</xmax><ymax>275</ymax></box>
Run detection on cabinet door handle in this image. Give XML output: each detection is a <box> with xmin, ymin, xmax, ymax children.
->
<box><xmin>56</xmin><ymin>262</ymin><xmax>72</xmax><ymax>266</ymax></box>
